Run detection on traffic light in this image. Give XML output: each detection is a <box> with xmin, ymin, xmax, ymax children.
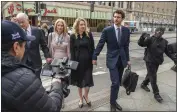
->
<box><xmin>90</xmin><ymin>1</ymin><xmax>95</xmax><ymax>12</ymax></box>
<box><xmin>34</xmin><ymin>2</ymin><xmax>39</xmax><ymax>13</ymax></box>
<box><xmin>40</xmin><ymin>3</ymin><xmax>46</xmax><ymax>9</ymax></box>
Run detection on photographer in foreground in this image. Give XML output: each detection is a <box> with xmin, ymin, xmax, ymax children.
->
<box><xmin>138</xmin><ymin>27</ymin><xmax>176</xmax><ymax>103</ymax></box>
<box><xmin>1</xmin><ymin>20</ymin><xmax>65</xmax><ymax>112</ymax></box>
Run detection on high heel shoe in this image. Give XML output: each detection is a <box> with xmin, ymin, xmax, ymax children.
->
<box><xmin>83</xmin><ymin>95</ymin><xmax>91</xmax><ymax>107</ymax></box>
<box><xmin>78</xmin><ymin>100</ymin><xmax>83</xmax><ymax>108</ymax></box>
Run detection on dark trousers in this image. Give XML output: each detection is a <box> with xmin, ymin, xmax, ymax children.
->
<box><xmin>109</xmin><ymin>57</ymin><xmax>124</xmax><ymax>105</ymax></box>
<box><xmin>143</xmin><ymin>62</ymin><xmax>159</xmax><ymax>94</ymax></box>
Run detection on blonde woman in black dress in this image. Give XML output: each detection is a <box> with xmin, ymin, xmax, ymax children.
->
<box><xmin>70</xmin><ymin>18</ymin><xmax>95</xmax><ymax>108</ymax></box>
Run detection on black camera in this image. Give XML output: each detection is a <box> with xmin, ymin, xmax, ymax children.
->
<box><xmin>41</xmin><ymin>57</ymin><xmax>79</xmax><ymax>98</ymax></box>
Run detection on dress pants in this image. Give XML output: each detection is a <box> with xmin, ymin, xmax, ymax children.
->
<box><xmin>143</xmin><ymin>62</ymin><xmax>159</xmax><ymax>94</ymax></box>
<box><xmin>109</xmin><ymin>57</ymin><xmax>124</xmax><ymax>105</ymax></box>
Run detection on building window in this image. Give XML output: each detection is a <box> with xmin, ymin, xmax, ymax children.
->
<box><xmin>112</xmin><ymin>2</ymin><xmax>115</xmax><ymax>7</ymax></box>
<box><xmin>121</xmin><ymin>2</ymin><xmax>124</xmax><ymax>8</ymax></box>
<box><xmin>108</xmin><ymin>2</ymin><xmax>111</xmax><ymax>6</ymax></box>
<box><xmin>162</xmin><ymin>9</ymin><xmax>164</xmax><ymax>13</ymax></box>
<box><xmin>98</xmin><ymin>1</ymin><xmax>102</xmax><ymax>5</ymax></box>
<box><xmin>118</xmin><ymin>2</ymin><xmax>120</xmax><ymax>7</ymax></box>
<box><xmin>102</xmin><ymin>2</ymin><xmax>106</xmax><ymax>5</ymax></box>
<box><xmin>127</xmin><ymin>1</ymin><xmax>132</xmax><ymax>9</ymax></box>
<box><xmin>138</xmin><ymin>4</ymin><xmax>141</xmax><ymax>8</ymax></box>
<box><xmin>157</xmin><ymin>8</ymin><xmax>159</xmax><ymax>12</ymax></box>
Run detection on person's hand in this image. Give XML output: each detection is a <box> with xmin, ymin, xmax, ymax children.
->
<box><xmin>127</xmin><ymin>61</ymin><xmax>131</xmax><ymax>66</ymax></box>
<box><xmin>92</xmin><ymin>60</ymin><xmax>97</xmax><ymax>65</ymax></box>
<box><xmin>46</xmin><ymin>58</ymin><xmax>53</xmax><ymax>63</ymax></box>
<box><xmin>52</xmin><ymin>78</ymin><xmax>61</xmax><ymax>84</ymax></box>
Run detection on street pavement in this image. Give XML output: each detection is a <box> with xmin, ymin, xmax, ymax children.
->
<box><xmin>40</xmin><ymin>32</ymin><xmax>176</xmax><ymax>111</ymax></box>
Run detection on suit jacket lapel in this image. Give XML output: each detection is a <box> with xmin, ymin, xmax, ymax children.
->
<box><xmin>121</xmin><ymin>26</ymin><xmax>126</xmax><ymax>44</ymax></box>
<box><xmin>111</xmin><ymin>26</ymin><xmax>118</xmax><ymax>44</ymax></box>
<box><xmin>31</xmin><ymin>26</ymin><xmax>35</xmax><ymax>36</ymax></box>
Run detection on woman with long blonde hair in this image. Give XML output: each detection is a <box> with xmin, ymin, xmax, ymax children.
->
<box><xmin>48</xmin><ymin>19</ymin><xmax>70</xmax><ymax>59</ymax></box>
<box><xmin>47</xmin><ymin>19</ymin><xmax>70</xmax><ymax>108</ymax></box>
<box><xmin>70</xmin><ymin>18</ymin><xmax>95</xmax><ymax>108</ymax></box>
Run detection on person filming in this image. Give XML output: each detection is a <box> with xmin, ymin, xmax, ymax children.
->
<box><xmin>1</xmin><ymin>20</ymin><xmax>66</xmax><ymax>112</ymax></box>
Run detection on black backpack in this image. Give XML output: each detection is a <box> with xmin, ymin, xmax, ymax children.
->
<box><xmin>122</xmin><ymin>66</ymin><xmax>139</xmax><ymax>95</ymax></box>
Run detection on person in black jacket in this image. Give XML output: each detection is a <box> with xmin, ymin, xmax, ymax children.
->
<box><xmin>48</xmin><ymin>20</ymin><xmax>55</xmax><ymax>34</ymax></box>
<box><xmin>138</xmin><ymin>27</ymin><xmax>174</xmax><ymax>103</ymax></box>
<box><xmin>70</xmin><ymin>18</ymin><xmax>95</xmax><ymax>108</ymax></box>
<box><xmin>1</xmin><ymin>20</ymin><xmax>64</xmax><ymax>112</ymax></box>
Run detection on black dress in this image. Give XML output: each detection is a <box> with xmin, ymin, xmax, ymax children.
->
<box><xmin>70</xmin><ymin>32</ymin><xmax>94</xmax><ymax>88</ymax></box>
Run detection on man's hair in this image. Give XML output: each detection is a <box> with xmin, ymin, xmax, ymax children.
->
<box><xmin>16</xmin><ymin>13</ymin><xmax>28</xmax><ymax>20</ymax></box>
<box><xmin>113</xmin><ymin>9</ymin><xmax>125</xmax><ymax>19</ymax></box>
<box><xmin>2</xmin><ymin>40</ymin><xmax>25</xmax><ymax>51</ymax></box>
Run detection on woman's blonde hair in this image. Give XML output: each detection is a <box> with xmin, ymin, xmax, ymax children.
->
<box><xmin>41</xmin><ymin>23</ymin><xmax>48</xmax><ymax>29</ymax></box>
<box><xmin>72</xmin><ymin>17</ymin><xmax>90</xmax><ymax>38</ymax></box>
<box><xmin>54</xmin><ymin>18</ymin><xmax>68</xmax><ymax>36</ymax></box>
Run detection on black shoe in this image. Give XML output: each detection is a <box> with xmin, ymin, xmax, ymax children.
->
<box><xmin>78</xmin><ymin>100</ymin><xmax>83</xmax><ymax>108</ymax></box>
<box><xmin>110</xmin><ymin>104</ymin><xmax>117</xmax><ymax>112</ymax></box>
<box><xmin>154</xmin><ymin>94</ymin><xmax>163</xmax><ymax>103</ymax></box>
<box><xmin>141</xmin><ymin>83</ymin><xmax>150</xmax><ymax>92</ymax></box>
<box><xmin>115</xmin><ymin>102</ymin><xmax>122</xmax><ymax>111</ymax></box>
<box><xmin>83</xmin><ymin>95</ymin><xmax>91</xmax><ymax>107</ymax></box>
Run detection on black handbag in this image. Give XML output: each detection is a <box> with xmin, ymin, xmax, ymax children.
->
<box><xmin>40</xmin><ymin>63</ymin><xmax>53</xmax><ymax>77</ymax></box>
<box><xmin>122</xmin><ymin>66</ymin><xmax>139</xmax><ymax>95</ymax></box>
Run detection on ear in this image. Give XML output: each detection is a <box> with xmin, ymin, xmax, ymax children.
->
<box><xmin>13</xmin><ymin>42</ymin><xmax>19</xmax><ymax>55</ymax></box>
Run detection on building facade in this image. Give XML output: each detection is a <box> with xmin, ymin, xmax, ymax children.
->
<box><xmin>2</xmin><ymin>1</ymin><xmax>176</xmax><ymax>31</ymax></box>
<box><xmin>132</xmin><ymin>2</ymin><xmax>176</xmax><ymax>31</ymax></box>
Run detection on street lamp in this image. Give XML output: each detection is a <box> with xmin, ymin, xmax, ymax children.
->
<box><xmin>22</xmin><ymin>1</ymin><xmax>24</xmax><ymax>12</ymax></box>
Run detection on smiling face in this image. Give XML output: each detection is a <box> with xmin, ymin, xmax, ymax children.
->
<box><xmin>78</xmin><ymin>20</ymin><xmax>86</xmax><ymax>33</ymax></box>
<box><xmin>56</xmin><ymin>21</ymin><xmax>64</xmax><ymax>34</ymax></box>
<box><xmin>17</xmin><ymin>17</ymin><xmax>29</xmax><ymax>30</ymax></box>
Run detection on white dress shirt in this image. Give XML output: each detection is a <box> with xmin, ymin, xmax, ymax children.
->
<box><xmin>114</xmin><ymin>24</ymin><xmax>122</xmax><ymax>42</ymax></box>
<box><xmin>25</xmin><ymin>25</ymin><xmax>32</xmax><ymax>36</ymax></box>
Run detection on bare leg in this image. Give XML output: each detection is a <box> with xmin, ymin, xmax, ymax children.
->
<box><xmin>84</xmin><ymin>87</ymin><xmax>90</xmax><ymax>102</ymax></box>
<box><xmin>78</xmin><ymin>88</ymin><xmax>83</xmax><ymax>103</ymax></box>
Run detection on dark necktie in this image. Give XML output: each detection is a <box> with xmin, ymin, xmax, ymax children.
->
<box><xmin>25</xmin><ymin>30</ymin><xmax>31</xmax><ymax>48</ymax></box>
<box><xmin>117</xmin><ymin>28</ymin><xmax>121</xmax><ymax>43</ymax></box>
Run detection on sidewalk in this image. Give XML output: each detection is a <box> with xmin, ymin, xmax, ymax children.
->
<box><xmin>61</xmin><ymin>62</ymin><xmax>176</xmax><ymax>111</ymax></box>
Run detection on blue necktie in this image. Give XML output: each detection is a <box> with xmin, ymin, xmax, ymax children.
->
<box><xmin>117</xmin><ymin>28</ymin><xmax>121</xmax><ymax>43</ymax></box>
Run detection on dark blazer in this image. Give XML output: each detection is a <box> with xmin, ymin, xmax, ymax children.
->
<box><xmin>93</xmin><ymin>25</ymin><xmax>130</xmax><ymax>69</ymax></box>
<box><xmin>22</xmin><ymin>26</ymin><xmax>50</xmax><ymax>69</ymax></box>
<box><xmin>70</xmin><ymin>32</ymin><xmax>95</xmax><ymax>61</ymax></box>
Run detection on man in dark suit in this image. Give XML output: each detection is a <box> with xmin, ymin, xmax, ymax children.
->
<box><xmin>48</xmin><ymin>20</ymin><xmax>55</xmax><ymax>34</ymax></box>
<box><xmin>16</xmin><ymin>13</ymin><xmax>52</xmax><ymax>79</ymax></box>
<box><xmin>93</xmin><ymin>9</ymin><xmax>130</xmax><ymax>111</ymax></box>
